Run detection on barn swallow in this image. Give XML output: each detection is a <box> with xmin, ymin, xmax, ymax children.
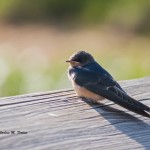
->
<box><xmin>66</xmin><ymin>51</ymin><xmax>150</xmax><ymax>118</ymax></box>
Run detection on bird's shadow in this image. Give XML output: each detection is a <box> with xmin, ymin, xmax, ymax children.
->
<box><xmin>82</xmin><ymin>98</ymin><xmax>150</xmax><ymax>149</ymax></box>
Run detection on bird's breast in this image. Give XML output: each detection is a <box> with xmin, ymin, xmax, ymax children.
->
<box><xmin>70</xmin><ymin>78</ymin><xmax>104</xmax><ymax>102</ymax></box>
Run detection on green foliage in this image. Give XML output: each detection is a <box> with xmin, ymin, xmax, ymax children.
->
<box><xmin>0</xmin><ymin>0</ymin><xmax>86</xmax><ymax>23</ymax></box>
<box><xmin>0</xmin><ymin>68</ymin><xmax>25</xmax><ymax>96</ymax></box>
<box><xmin>0</xmin><ymin>0</ymin><xmax>150</xmax><ymax>31</ymax></box>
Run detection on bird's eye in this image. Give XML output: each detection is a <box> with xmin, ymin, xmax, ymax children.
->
<box><xmin>77</xmin><ymin>58</ymin><xmax>82</xmax><ymax>62</ymax></box>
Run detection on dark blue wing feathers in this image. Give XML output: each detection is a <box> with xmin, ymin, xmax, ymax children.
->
<box><xmin>83</xmin><ymin>61</ymin><xmax>126</xmax><ymax>92</ymax></box>
<box><xmin>69</xmin><ymin>66</ymin><xmax>150</xmax><ymax>117</ymax></box>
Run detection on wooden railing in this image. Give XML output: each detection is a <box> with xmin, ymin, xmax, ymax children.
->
<box><xmin>0</xmin><ymin>77</ymin><xmax>150</xmax><ymax>150</ymax></box>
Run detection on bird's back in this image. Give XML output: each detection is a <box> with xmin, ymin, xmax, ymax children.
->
<box><xmin>83</xmin><ymin>61</ymin><xmax>126</xmax><ymax>93</ymax></box>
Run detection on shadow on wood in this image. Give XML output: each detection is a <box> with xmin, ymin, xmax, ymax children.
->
<box><xmin>84</xmin><ymin>100</ymin><xmax>150</xmax><ymax>149</ymax></box>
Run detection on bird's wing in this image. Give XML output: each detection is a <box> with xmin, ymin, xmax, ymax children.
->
<box><xmin>69</xmin><ymin>67</ymin><xmax>150</xmax><ymax>118</ymax></box>
<box><xmin>83</xmin><ymin>61</ymin><xmax>127</xmax><ymax>93</ymax></box>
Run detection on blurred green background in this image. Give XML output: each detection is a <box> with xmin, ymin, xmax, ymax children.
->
<box><xmin>0</xmin><ymin>0</ymin><xmax>150</xmax><ymax>97</ymax></box>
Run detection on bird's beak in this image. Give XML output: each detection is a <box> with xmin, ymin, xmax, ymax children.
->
<box><xmin>66</xmin><ymin>60</ymin><xmax>81</xmax><ymax>67</ymax></box>
<box><xmin>66</xmin><ymin>60</ymin><xmax>71</xmax><ymax>63</ymax></box>
<box><xmin>66</xmin><ymin>60</ymin><xmax>79</xmax><ymax>63</ymax></box>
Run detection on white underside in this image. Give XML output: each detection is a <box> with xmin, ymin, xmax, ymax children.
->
<box><xmin>69</xmin><ymin>76</ymin><xmax>104</xmax><ymax>102</ymax></box>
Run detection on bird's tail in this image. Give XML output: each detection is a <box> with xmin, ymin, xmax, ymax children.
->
<box><xmin>107</xmin><ymin>87</ymin><xmax>150</xmax><ymax>118</ymax></box>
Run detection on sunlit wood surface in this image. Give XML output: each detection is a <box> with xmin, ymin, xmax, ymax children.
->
<box><xmin>0</xmin><ymin>77</ymin><xmax>150</xmax><ymax>150</ymax></box>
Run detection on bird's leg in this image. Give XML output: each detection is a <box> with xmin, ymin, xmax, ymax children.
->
<box><xmin>79</xmin><ymin>97</ymin><xmax>100</xmax><ymax>105</ymax></box>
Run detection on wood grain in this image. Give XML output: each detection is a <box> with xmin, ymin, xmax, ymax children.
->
<box><xmin>0</xmin><ymin>77</ymin><xmax>150</xmax><ymax>150</ymax></box>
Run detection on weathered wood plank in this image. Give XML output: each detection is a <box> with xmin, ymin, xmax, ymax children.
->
<box><xmin>0</xmin><ymin>77</ymin><xmax>150</xmax><ymax>150</ymax></box>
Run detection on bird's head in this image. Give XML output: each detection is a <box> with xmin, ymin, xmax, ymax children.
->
<box><xmin>66</xmin><ymin>51</ymin><xmax>94</xmax><ymax>67</ymax></box>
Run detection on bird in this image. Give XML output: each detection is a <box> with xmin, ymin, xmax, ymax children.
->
<box><xmin>66</xmin><ymin>51</ymin><xmax>150</xmax><ymax>118</ymax></box>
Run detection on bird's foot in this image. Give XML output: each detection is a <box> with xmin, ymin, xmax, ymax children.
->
<box><xmin>80</xmin><ymin>97</ymin><xmax>99</xmax><ymax>105</ymax></box>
